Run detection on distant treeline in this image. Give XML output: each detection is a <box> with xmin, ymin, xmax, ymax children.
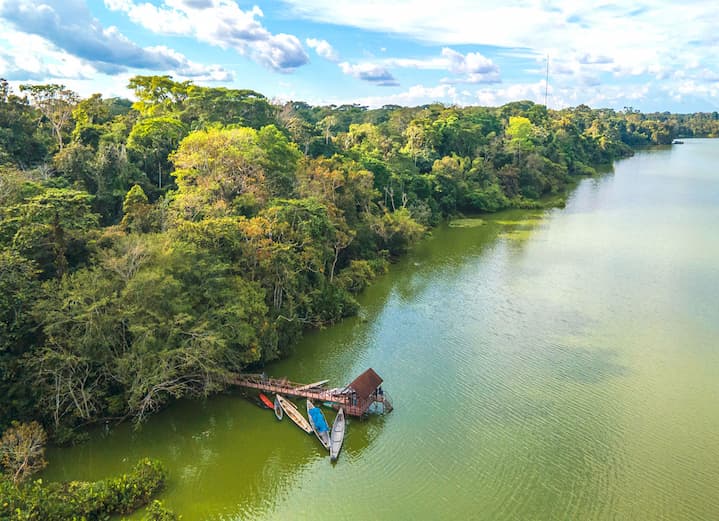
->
<box><xmin>1</xmin><ymin>75</ymin><xmax>716</xmax><ymax>440</ymax></box>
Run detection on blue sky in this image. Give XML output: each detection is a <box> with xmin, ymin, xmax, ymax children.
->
<box><xmin>1</xmin><ymin>0</ymin><xmax>718</xmax><ymax>112</ymax></box>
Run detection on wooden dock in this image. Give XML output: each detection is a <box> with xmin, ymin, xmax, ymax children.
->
<box><xmin>230</xmin><ymin>369</ymin><xmax>392</xmax><ymax>418</ymax></box>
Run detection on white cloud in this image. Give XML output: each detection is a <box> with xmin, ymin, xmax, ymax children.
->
<box><xmin>339</xmin><ymin>62</ymin><xmax>398</xmax><ymax>86</ymax></box>
<box><xmin>0</xmin><ymin>0</ymin><xmax>232</xmax><ymax>80</ymax></box>
<box><xmin>147</xmin><ymin>46</ymin><xmax>234</xmax><ymax>82</ymax></box>
<box><xmin>104</xmin><ymin>0</ymin><xmax>309</xmax><ymax>72</ymax></box>
<box><xmin>474</xmin><ymin>81</ymin><xmax>550</xmax><ymax>108</ymax></box>
<box><xmin>353</xmin><ymin>84</ymin><xmax>463</xmax><ymax>108</ymax></box>
<box><xmin>354</xmin><ymin>48</ymin><xmax>500</xmax><ymax>85</ymax></box>
<box><xmin>439</xmin><ymin>48</ymin><xmax>500</xmax><ymax>84</ymax></box>
<box><xmin>382</xmin><ymin>48</ymin><xmax>499</xmax><ymax>83</ymax></box>
<box><xmin>0</xmin><ymin>28</ymin><xmax>96</xmax><ymax>81</ymax></box>
<box><xmin>318</xmin><ymin>77</ymin><xmax>672</xmax><ymax>112</ymax></box>
<box><xmin>280</xmin><ymin>0</ymin><xmax>719</xmax><ymax>88</ymax></box>
<box><xmin>306</xmin><ymin>38</ymin><xmax>339</xmax><ymax>62</ymax></box>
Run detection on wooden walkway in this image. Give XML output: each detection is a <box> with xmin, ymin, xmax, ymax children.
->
<box><xmin>229</xmin><ymin>373</ymin><xmax>392</xmax><ymax>417</ymax></box>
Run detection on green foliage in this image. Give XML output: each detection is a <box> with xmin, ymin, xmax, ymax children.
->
<box><xmin>506</xmin><ymin>116</ymin><xmax>540</xmax><ymax>155</ymax></box>
<box><xmin>0</xmin><ymin>81</ymin><xmax>47</xmax><ymax>167</ymax></box>
<box><xmin>144</xmin><ymin>500</ymin><xmax>180</xmax><ymax>521</ymax></box>
<box><xmin>26</xmin><ymin>235</ymin><xmax>268</xmax><ymax>426</ymax></box>
<box><xmin>0</xmin><ymin>253</ymin><xmax>39</xmax><ymax>428</ymax></box>
<box><xmin>0</xmin><ymin>251</ymin><xmax>38</xmax><ymax>352</ymax></box>
<box><xmin>335</xmin><ymin>259</ymin><xmax>378</xmax><ymax>293</ymax></box>
<box><xmin>370</xmin><ymin>208</ymin><xmax>425</xmax><ymax>257</ymax></box>
<box><xmin>0</xmin><ymin>188</ymin><xmax>98</xmax><ymax>279</ymax></box>
<box><xmin>257</xmin><ymin>125</ymin><xmax>302</xmax><ymax>197</ymax></box>
<box><xmin>19</xmin><ymin>84</ymin><xmax>79</xmax><ymax>152</ymax></box>
<box><xmin>0</xmin><ymin>457</ymin><xmax>166</xmax><ymax>520</ymax></box>
<box><xmin>121</xmin><ymin>184</ymin><xmax>155</xmax><ymax>233</ymax></box>
<box><xmin>171</xmin><ymin>126</ymin><xmax>267</xmax><ymax>218</ymax></box>
<box><xmin>128</xmin><ymin>75</ymin><xmax>191</xmax><ymax>117</ymax></box>
<box><xmin>465</xmin><ymin>184</ymin><xmax>510</xmax><ymax>213</ymax></box>
<box><xmin>128</xmin><ymin>116</ymin><xmax>187</xmax><ymax>190</ymax></box>
<box><xmin>3</xmin><ymin>76</ymin><xmax>716</xmax><ymax>446</ymax></box>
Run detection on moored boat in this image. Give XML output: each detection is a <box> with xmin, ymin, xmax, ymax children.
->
<box><xmin>306</xmin><ymin>399</ymin><xmax>330</xmax><ymax>451</ymax></box>
<box><xmin>329</xmin><ymin>408</ymin><xmax>345</xmax><ymax>461</ymax></box>
<box><xmin>274</xmin><ymin>395</ymin><xmax>283</xmax><ymax>420</ymax></box>
<box><xmin>258</xmin><ymin>392</ymin><xmax>274</xmax><ymax>409</ymax></box>
<box><xmin>277</xmin><ymin>395</ymin><xmax>312</xmax><ymax>433</ymax></box>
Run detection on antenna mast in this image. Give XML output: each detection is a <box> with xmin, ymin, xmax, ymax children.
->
<box><xmin>544</xmin><ymin>54</ymin><xmax>549</xmax><ymax>107</ymax></box>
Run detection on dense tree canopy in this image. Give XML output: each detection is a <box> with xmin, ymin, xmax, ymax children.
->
<box><xmin>1</xmin><ymin>74</ymin><xmax>717</xmax><ymax>441</ymax></box>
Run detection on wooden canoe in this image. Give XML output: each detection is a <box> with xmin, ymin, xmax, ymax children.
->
<box><xmin>274</xmin><ymin>395</ymin><xmax>283</xmax><ymax>420</ymax></box>
<box><xmin>277</xmin><ymin>395</ymin><xmax>312</xmax><ymax>434</ymax></box>
<box><xmin>306</xmin><ymin>399</ymin><xmax>330</xmax><ymax>451</ymax></box>
<box><xmin>258</xmin><ymin>392</ymin><xmax>273</xmax><ymax>409</ymax></box>
<box><xmin>329</xmin><ymin>408</ymin><xmax>345</xmax><ymax>461</ymax></box>
<box><xmin>294</xmin><ymin>379</ymin><xmax>329</xmax><ymax>391</ymax></box>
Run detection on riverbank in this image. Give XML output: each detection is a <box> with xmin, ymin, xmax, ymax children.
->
<box><xmin>40</xmin><ymin>139</ymin><xmax>719</xmax><ymax>520</ymax></box>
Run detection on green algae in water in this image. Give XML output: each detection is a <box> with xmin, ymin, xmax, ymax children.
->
<box><xmin>498</xmin><ymin>229</ymin><xmax>535</xmax><ymax>241</ymax></box>
<box><xmin>493</xmin><ymin>216</ymin><xmax>543</xmax><ymax>227</ymax></box>
<box><xmin>449</xmin><ymin>218</ymin><xmax>486</xmax><ymax>228</ymax></box>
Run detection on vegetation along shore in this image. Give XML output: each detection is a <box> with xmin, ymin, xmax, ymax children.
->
<box><xmin>1</xmin><ymin>75</ymin><xmax>718</xmax><ymax>518</ymax></box>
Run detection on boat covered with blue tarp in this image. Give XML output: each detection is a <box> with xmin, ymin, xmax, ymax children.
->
<box><xmin>309</xmin><ymin>407</ymin><xmax>329</xmax><ymax>432</ymax></box>
<box><xmin>306</xmin><ymin>400</ymin><xmax>331</xmax><ymax>450</ymax></box>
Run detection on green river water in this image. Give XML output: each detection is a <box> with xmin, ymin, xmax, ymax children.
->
<box><xmin>43</xmin><ymin>139</ymin><xmax>719</xmax><ymax>520</ymax></box>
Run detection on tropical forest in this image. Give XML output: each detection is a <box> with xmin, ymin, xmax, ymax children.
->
<box><xmin>1</xmin><ymin>75</ymin><xmax>718</xmax><ymax>519</ymax></box>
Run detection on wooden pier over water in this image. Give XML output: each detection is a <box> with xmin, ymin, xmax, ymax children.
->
<box><xmin>230</xmin><ymin>368</ymin><xmax>393</xmax><ymax>418</ymax></box>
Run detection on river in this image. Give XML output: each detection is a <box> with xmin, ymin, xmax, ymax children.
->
<box><xmin>43</xmin><ymin>139</ymin><xmax>719</xmax><ymax>520</ymax></box>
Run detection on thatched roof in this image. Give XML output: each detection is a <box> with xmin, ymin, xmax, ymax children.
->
<box><xmin>347</xmin><ymin>368</ymin><xmax>383</xmax><ymax>400</ymax></box>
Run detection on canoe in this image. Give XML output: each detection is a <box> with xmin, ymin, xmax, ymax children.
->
<box><xmin>247</xmin><ymin>395</ymin><xmax>266</xmax><ymax>409</ymax></box>
<box><xmin>258</xmin><ymin>392</ymin><xmax>273</xmax><ymax>409</ymax></box>
<box><xmin>274</xmin><ymin>395</ymin><xmax>283</xmax><ymax>420</ymax></box>
<box><xmin>329</xmin><ymin>408</ymin><xmax>345</xmax><ymax>461</ymax></box>
<box><xmin>294</xmin><ymin>379</ymin><xmax>329</xmax><ymax>391</ymax></box>
<box><xmin>306</xmin><ymin>399</ymin><xmax>330</xmax><ymax>451</ymax></box>
<box><xmin>277</xmin><ymin>395</ymin><xmax>312</xmax><ymax>434</ymax></box>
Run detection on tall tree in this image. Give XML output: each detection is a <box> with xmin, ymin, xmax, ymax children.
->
<box><xmin>0</xmin><ymin>421</ymin><xmax>47</xmax><ymax>484</ymax></box>
<box><xmin>20</xmin><ymin>84</ymin><xmax>79</xmax><ymax>151</ymax></box>
<box><xmin>127</xmin><ymin>116</ymin><xmax>187</xmax><ymax>189</ymax></box>
<box><xmin>0</xmin><ymin>188</ymin><xmax>98</xmax><ymax>279</ymax></box>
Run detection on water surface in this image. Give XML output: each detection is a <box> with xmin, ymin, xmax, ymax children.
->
<box><xmin>44</xmin><ymin>139</ymin><xmax>719</xmax><ymax>520</ymax></box>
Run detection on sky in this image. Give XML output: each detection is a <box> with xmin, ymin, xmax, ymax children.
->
<box><xmin>1</xmin><ymin>0</ymin><xmax>718</xmax><ymax>112</ymax></box>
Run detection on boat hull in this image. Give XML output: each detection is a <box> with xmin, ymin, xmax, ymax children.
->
<box><xmin>274</xmin><ymin>395</ymin><xmax>283</xmax><ymax>420</ymax></box>
<box><xmin>277</xmin><ymin>395</ymin><xmax>312</xmax><ymax>433</ymax></box>
<box><xmin>258</xmin><ymin>392</ymin><xmax>273</xmax><ymax>409</ymax></box>
<box><xmin>330</xmin><ymin>408</ymin><xmax>346</xmax><ymax>461</ymax></box>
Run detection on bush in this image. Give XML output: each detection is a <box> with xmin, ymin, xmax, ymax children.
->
<box><xmin>464</xmin><ymin>184</ymin><xmax>510</xmax><ymax>213</ymax></box>
<box><xmin>143</xmin><ymin>500</ymin><xmax>179</xmax><ymax>521</ymax></box>
<box><xmin>0</xmin><ymin>457</ymin><xmax>167</xmax><ymax>520</ymax></box>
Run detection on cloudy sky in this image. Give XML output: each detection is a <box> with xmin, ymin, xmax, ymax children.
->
<box><xmin>1</xmin><ymin>0</ymin><xmax>718</xmax><ymax>111</ymax></box>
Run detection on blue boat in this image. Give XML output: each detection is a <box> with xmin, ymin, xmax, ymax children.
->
<box><xmin>306</xmin><ymin>399</ymin><xmax>330</xmax><ymax>451</ymax></box>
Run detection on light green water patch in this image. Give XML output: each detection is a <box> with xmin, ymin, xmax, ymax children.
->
<box><xmin>493</xmin><ymin>216</ymin><xmax>544</xmax><ymax>227</ymax></box>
